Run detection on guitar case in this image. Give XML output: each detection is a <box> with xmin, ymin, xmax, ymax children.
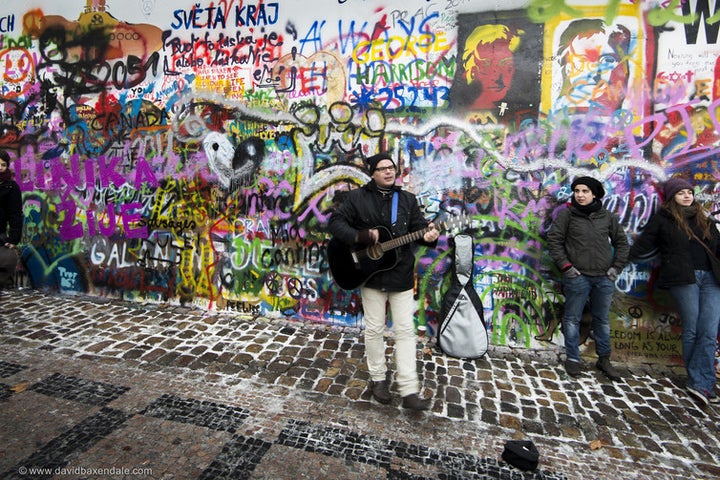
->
<box><xmin>437</xmin><ymin>234</ymin><xmax>488</xmax><ymax>359</ymax></box>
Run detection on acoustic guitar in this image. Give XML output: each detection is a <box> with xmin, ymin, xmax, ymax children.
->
<box><xmin>327</xmin><ymin>214</ymin><xmax>470</xmax><ymax>290</ymax></box>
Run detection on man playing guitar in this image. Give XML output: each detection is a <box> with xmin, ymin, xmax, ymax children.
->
<box><xmin>328</xmin><ymin>152</ymin><xmax>438</xmax><ymax>410</ymax></box>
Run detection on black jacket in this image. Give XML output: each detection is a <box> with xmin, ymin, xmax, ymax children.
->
<box><xmin>328</xmin><ymin>181</ymin><xmax>436</xmax><ymax>291</ymax></box>
<box><xmin>0</xmin><ymin>178</ymin><xmax>22</xmax><ymax>245</ymax></box>
<box><xmin>630</xmin><ymin>209</ymin><xmax>720</xmax><ymax>288</ymax></box>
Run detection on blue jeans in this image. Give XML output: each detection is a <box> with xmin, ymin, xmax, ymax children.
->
<box><xmin>669</xmin><ymin>270</ymin><xmax>720</xmax><ymax>394</ymax></box>
<box><xmin>562</xmin><ymin>275</ymin><xmax>615</xmax><ymax>362</ymax></box>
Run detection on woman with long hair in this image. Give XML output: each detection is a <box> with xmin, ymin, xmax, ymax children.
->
<box><xmin>630</xmin><ymin>177</ymin><xmax>720</xmax><ymax>406</ymax></box>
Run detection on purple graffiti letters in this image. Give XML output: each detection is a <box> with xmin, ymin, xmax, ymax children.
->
<box><xmin>96</xmin><ymin>156</ymin><xmax>127</xmax><ymax>188</ymax></box>
<box><xmin>59</xmin><ymin>200</ymin><xmax>148</xmax><ymax>241</ymax></box>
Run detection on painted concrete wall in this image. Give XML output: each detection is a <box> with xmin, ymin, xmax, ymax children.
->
<box><xmin>1</xmin><ymin>0</ymin><xmax>718</xmax><ymax>364</ymax></box>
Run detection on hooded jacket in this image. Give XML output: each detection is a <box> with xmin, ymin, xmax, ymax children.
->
<box><xmin>547</xmin><ymin>202</ymin><xmax>629</xmax><ymax>276</ymax></box>
<box><xmin>328</xmin><ymin>180</ymin><xmax>436</xmax><ymax>291</ymax></box>
<box><xmin>630</xmin><ymin>208</ymin><xmax>720</xmax><ymax>288</ymax></box>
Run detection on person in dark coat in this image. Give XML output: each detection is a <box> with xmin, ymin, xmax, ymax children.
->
<box><xmin>0</xmin><ymin>150</ymin><xmax>22</xmax><ymax>289</ymax></box>
<box><xmin>630</xmin><ymin>177</ymin><xmax>720</xmax><ymax>407</ymax></box>
<box><xmin>547</xmin><ymin>176</ymin><xmax>629</xmax><ymax>380</ymax></box>
<box><xmin>328</xmin><ymin>152</ymin><xmax>439</xmax><ymax>410</ymax></box>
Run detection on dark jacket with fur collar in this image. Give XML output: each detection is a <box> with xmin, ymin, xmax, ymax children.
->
<box><xmin>630</xmin><ymin>209</ymin><xmax>720</xmax><ymax>288</ymax></box>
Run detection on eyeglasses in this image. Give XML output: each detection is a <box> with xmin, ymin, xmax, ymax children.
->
<box><xmin>374</xmin><ymin>166</ymin><xmax>396</xmax><ymax>173</ymax></box>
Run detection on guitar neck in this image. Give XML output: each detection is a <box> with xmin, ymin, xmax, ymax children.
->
<box><xmin>380</xmin><ymin>226</ymin><xmax>430</xmax><ymax>251</ymax></box>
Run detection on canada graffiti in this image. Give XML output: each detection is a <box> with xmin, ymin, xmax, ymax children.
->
<box><xmin>2</xmin><ymin>0</ymin><xmax>720</xmax><ymax>364</ymax></box>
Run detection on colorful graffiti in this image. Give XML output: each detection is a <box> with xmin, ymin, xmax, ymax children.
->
<box><xmin>2</xmin><ymin>0</ymin><xmax>720</xmax><ymax>364</ymax></box>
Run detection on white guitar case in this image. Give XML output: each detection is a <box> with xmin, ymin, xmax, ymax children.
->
<box><xmin>437</xmin><ymin>234</ymin><xmax>489</xmax><ymax>359</ymax></box>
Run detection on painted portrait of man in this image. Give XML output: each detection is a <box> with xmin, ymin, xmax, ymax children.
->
<box><xmin>450</xmin><ymin>11</ymin><xmax>542</xmax><ymax>125</ymax></box>
<box><xmin>461</xmin><ymin>24</ymin><xmax>523</xmax><ymax>110</ymax></box>
<box><xmin>552</xmin><ymin>18</ymin><xmax>632</xmax><ymax>115</ymax></box>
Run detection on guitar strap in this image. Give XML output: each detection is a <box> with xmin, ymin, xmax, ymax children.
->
<box><xmin>391</xmin><ymin>192</ymin><xmax>398</xmax><ymax>224</ymax></box>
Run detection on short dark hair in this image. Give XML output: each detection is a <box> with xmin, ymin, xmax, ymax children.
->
<box><xmin>0</xmin><ymin>150</ymin><xmax>9</xmax><ymax>163</ymax></box>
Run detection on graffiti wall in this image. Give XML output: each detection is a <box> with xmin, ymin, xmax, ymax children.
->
<box><xmin>2</xmin><ymin>0</ymin><xmax>719</xmax><ymax>364</ymax></box>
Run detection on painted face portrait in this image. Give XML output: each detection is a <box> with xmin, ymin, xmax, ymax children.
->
<box><xmin>461</xmin><ymin>24</ymin><xmax>523</xmax><ymax>110</ymax></box>
<box><xmin>554</xmin><ymin>19</ymin><xmax>631</xmax><ymax>115</ymax></box>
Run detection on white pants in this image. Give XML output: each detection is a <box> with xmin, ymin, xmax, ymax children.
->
<box><xmin>360</xmin><ymin>287</ymin><xmax>420</xmax><ymax>397</ymax></box>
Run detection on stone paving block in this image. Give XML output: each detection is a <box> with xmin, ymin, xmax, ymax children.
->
<box><xmin>0</xmin><ymin>360</ymin><xmax>26</xmax><ymax>378</ymax></box>
<box><xmin>688</xmin><ymin>442</ymin><xmax>715</xmax><ymax>463</ymax></box>
<box><xmin>613</xmin><ymin>430</ymin><xmax>640</xmax><ymax>448</ymax></box>
<box><xmin>696</xmin><ymin>462</ymin><xmax>720</xmax><ymax>478</ymax></box>
<box><xmin>30</xmin><ymin>373</ymin><xmax>130</xmax><ymax>406</ymax></box>
<box><xmin>140</xmin><ymin>394</ymin><xmax>250</xmax><ymax>433</ymax></box>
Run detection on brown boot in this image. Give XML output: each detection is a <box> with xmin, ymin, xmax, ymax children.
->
<box><xmin>565</xmin><ymin>359</ymin><xmax>582</xmax><ymax>377</ymax></box>
<box><xmin>371</xmin><ymin>380</ymin><xmax>391</xmax><ymax>404</ymax></box>
<box><xmin>596</xmin><ymin>356</ymin><xmax>621</xmax><ymax>381</ymax></box>
<box><xmin>401</xmin><ymin>393</ymin><xmax>430</xmax><ymax>411</ymax></box>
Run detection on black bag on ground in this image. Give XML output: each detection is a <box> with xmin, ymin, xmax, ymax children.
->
<box><xmin>437</xmin><ymin>234</ymin><xmax>488</xmax><ymax>359</ymax></box>
<box><xmin>501</xmin><ymin>440</ymin><xmax>539</xmax><ymax>471</ymax></box>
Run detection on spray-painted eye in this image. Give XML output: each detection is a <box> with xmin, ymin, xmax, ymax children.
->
<box><xmin>233</xmin><ymin>137</ymin><xmax>265</xmax><ymax>172</ymax></box>
<box><xmin>203</xmin><ymin>132</ymin><xmax>264</xmax><ymax>189</ymax></box>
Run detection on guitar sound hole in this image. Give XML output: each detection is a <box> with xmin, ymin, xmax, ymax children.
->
<box><xmin>367</xmin><ymin>245</ymin><xmax>383</xmax><ymax>260</ymax></box>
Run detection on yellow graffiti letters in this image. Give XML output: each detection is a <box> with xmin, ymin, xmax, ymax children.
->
<box><xmin>352</xmin><ymin>33</ymin><xmax>449</xmax><ymax>64</ymax></box>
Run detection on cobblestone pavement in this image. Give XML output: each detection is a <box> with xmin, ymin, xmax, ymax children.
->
<box><xmin>0</xmin><ymin>290</ymin><xmax>719</xmax><ymax>480</ymax></box>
